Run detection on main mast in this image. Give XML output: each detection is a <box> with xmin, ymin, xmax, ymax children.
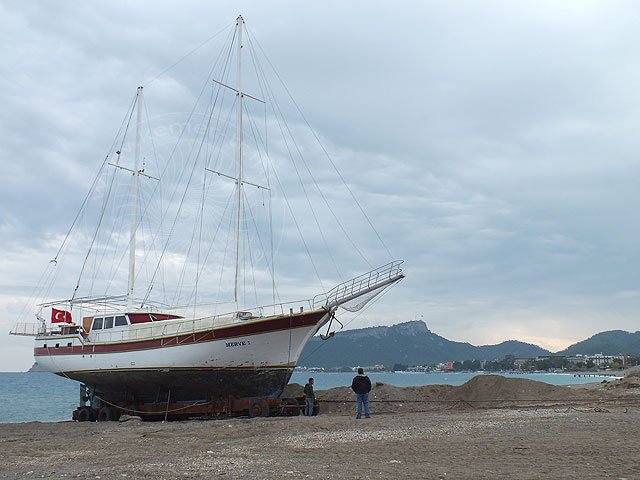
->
<box><xmin>234</xmin><ymin>15</ymin><xmax>244</xmax><ymax>306</ymax></box>
<box><xmin>128</xmin><ymin>86</ymin><xmax>144</xmax><ymax>309</ymax></box>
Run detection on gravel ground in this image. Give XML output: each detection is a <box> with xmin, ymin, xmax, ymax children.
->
<box><xmin>2</xmin><ymin>375</ymin><xmax>640</xmax><ymax>480</ymax></box>
<box><xmin>1</xmin><ymin>406</ymin><xmax>640</xmax><ymax>479</ymax></box>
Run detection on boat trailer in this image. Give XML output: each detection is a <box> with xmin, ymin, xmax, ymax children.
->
<box><xmin>72</xmin><ymin>385</ymin><xmax>318</xmax><ymax>422</ymax></box>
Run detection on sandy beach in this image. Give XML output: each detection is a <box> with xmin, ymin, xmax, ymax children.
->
<box><xmin>2</xmin><ymin>375</ymin><xmax>640</xmax><ymax>479</ymax></box>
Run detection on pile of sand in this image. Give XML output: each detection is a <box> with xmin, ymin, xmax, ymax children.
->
<box><xmin>624</xmin><ymin>366</ymin><xmax>640</xmax><ymax>378</ymax></box>
<box><xmin>444</xmin><ymin>375</ymin><xmax>588</xmax><ymax>408</ymax></box>
<box><xmin>287</xmin><ymin>375</ymin><xmax>600</xmax><ymax>415</ymax></box>
<box><xmin>601</xmin><ymin>375</ymin><xmax>640</xmax><ymax>394</ymax></box>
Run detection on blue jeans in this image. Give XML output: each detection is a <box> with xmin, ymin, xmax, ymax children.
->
<box><xmin>305</xmin><ymin>395</ymin><xmax>314</xmax><ymax>416</ymax></box>
<box><xmin>356</xmin><ymin>393</ymin><xmax>370</xmax><ymax>418</ymax></box>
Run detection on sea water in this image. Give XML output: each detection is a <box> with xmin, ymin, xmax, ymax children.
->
<box><xmin>0</xmin><ymin>371</ymin><xmax>618</xmax><ymax>423</ymax></box>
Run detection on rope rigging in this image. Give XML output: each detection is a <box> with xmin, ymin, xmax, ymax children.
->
<box><xmin>28</xmin><ymin>16</ymin><xmax>402</xmax><ymax>326</ymax></box>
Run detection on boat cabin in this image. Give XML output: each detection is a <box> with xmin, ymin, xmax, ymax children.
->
<box><xmin>82</xmin><ymin>313</ymin><xmax>183</xmax><ymax>335</ymax></box>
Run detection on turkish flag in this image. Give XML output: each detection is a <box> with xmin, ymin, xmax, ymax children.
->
<box><xmin>51</xmin><ymin>308</ymin><xmax>72</xmax><ymax>324</ymax></box>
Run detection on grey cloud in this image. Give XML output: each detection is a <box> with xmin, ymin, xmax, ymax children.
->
<box><xmin>1</xmin><ymin>1</ymin><xmax>640</xmax><ymax>370</ymax></box>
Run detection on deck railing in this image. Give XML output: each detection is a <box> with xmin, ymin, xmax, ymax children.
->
<box><xmin>312</xmin><ymin>260</ymin><xmax>404</xmax><ymax>309</ymax></box>
<box><xmin>9</xmin><ymin>323</ymin><xmax>41</xmax><ymax>337</ymax></box>
<box><xmin>16</xmin><ymin>261</ymin><xmax>404</xmax><ymax>343</ymax></box>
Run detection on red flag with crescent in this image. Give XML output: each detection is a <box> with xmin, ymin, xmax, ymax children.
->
<box><xmin>51</xmin><ymin>308</ymin><xmax>72</xmax><ymax>324</ymax></box>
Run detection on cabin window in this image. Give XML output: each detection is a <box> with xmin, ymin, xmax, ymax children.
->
<box><xmin>55</xmin><ymin>343</ymin><xmax>60</xmax><ymax>348</ymax></box>
<box><xmin>92</xmin><ymin>318</ymin><xmax>103</xmax><ymax>330</ymax></box>
<box><xmin>115</xmin><ymin>315</ymin><xmax>127</xmax><ymax>327</ymax></box>
<box><xmin>43</xmin><ymin>344</ymin><xmax>47</xmax><ymax>348</ymax></box>
<box><xmin>104</xmin><ymin>316</ymin><xmax>114</xmax><ymax>329</ymax></box>
<box><xmin>67</xmin><ymin>342</ymin><xmax>72</xmax><ymax>347</ymax></box>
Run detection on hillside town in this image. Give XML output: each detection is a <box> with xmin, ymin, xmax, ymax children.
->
<box><xmin>298</xmin><ymin>352</ymin><xmax>637</xmax><ymax>374</ymax></box>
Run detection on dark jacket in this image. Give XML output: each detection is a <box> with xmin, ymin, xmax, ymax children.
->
<box><xmin>351</xmin><ymin>374</ymin><xmax>372</xmax><ymax>394</ymax></box>
<box><xmin>303</xmin><ymin>383</ymin><xmax>314</xmax><ymax>397</ymax></box>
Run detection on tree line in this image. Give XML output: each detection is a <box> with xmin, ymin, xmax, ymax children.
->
<box><xmin>391</xmin><ymin>354</ymin><xmax>640</xmax><ymax>372</ymax></box>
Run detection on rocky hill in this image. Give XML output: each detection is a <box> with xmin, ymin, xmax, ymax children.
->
<box><xmin>557</xmin><ymin>330</ymin><xmax>640</xmax><ymax>356</ymax></box>
<box><xmin>298</xmin><ymin>320</ymin><xmax>550</xmax><ymax>369</ymax></box>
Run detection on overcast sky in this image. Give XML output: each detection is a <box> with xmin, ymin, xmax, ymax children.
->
<box><xmin>1</xmin><ymin>1</ymin><xmax>639</xmax><ymax>371</ymax></box>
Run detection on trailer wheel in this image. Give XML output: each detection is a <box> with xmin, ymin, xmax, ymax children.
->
<box><xmin>248</xmin><ymin>398</ymin><xmax>270</xmax><ymax>418</ymax></box>
<box><xmin>284</xmin><ymin>398</ymin><xmax>300</xmax><ymax>416</ymax></box>
<box><xmin>110</xmin><ymin>407</ymin><xmax>121</xmax><ymax>421</ymax></box>
<box><xmin>76</xmin><ymin>407</ymin><xmax>91</xmax><ymax>422</ymax></box>
<box><xmin>97</xmin><ymin>406</ymin><xmax>114</xmax><ymax>422</ymax></box>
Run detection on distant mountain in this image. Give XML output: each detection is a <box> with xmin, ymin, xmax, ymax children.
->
<box><xmin>557</xmin><ymin>330</ymin><xmax>640</xmax><ymax>356</ymax></box>
<box><xmin>298</xmin><ymin>320</ymin><xmax>551</xmax><ymax>369</ymax></box>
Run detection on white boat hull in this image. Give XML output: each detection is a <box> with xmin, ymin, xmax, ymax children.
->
<box><xmin>34</xmin><ymin>309</ymin><xmax>331</xmax><ymax>402</ymax></box>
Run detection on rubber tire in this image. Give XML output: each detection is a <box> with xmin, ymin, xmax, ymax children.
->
<box><xmin>284</xmin><ymin>398</ymin><xmax>300</xmax><ymax>416</ymax></box>
<box><xmin>110</xmin><ymin>407</ymin><xmax>121</xmax><ymax>422</ymax></box>
<box><xmin>248</xmin><ymin>398</ymin><xmax>270</xmax><ymax>418</ymax></box>
<box><xmin>76</xmin><ymin>407</ymin><xmax>91</xmax><ymax>422</ymax></box>
<box><xmin>97</xmin><ymin>406</ymin><xmax>113</xmax><ymax>422</ymax></box>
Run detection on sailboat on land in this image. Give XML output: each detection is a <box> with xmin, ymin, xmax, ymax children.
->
<box><xmin>11</xmin><ymin>16</ymin><xmax>404</xmax><ymax>408</ymax></box>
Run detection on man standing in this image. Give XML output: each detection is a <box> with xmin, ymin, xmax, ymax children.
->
<box><xmin>351</xmin><ymin>367</ymin><xmax>372</xmax><ymax>419</ymax></box>
<box><xmin>303</xmin><ymin>377</ymin><xmax>315</xmax><ymax>416</ymax></box>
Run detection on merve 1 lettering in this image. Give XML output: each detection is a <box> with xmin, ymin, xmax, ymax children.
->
<box><xmin>225</xmin><ymin>340</ymin><xmax>250</xmax><ymax>347</ymax></box>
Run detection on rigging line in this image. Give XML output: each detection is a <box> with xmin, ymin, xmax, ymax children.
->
<box><xmin>51</xmin><ymin>92</ymin><xmax>138</xmax><ymax>265</ymax></box>
<box><xmin>243</xmin><ymin>110</ymin><xmax>274</xmax><ymax>274</ymax></box>
<box><xmin>204</xmin><ymin>82</ymin><xmax>237</xmax><ymax>174</ymax></box>
<box><xmin>245</xmin><ymin>30</ymin><xmax>333</xmax><ymax>281</ymax></box>
<box><xmin>241</xmin><ymin>188</ymin><xmax>260</xmax><ymax>309</ymax></box>
<box><xmin>245</xmin><ymin>53</ymin><xmax>344</xmax><ymax>278</ymax></box>
<box><xmin>252</xmin><ymin>94</ymin><xmax>330</xmax><ymax>287</ymax></box>
<box><xmin>72</xmin><ymin>151</ymin><xmax>122</xmax><ymax>302</ymax></box>
<box><xmin>168</xmin><ymin>81</ymin><xmax>234</xmax><ymax>309</ymax></box>
<box><xmin>262</xmin><ymin>144</ymin><xmax>324</xmax><ymax>292</ymax></box>
<box><xmin>247</xmin><ymin>43</ymin><xmax>366</xmax><ymax>274</ymax></box>
<box><xmin>86</xmin><ymin>91</ymin><xmax>162</xmax><ymax>303</ymax></box>
<box><xmin>242</xmin><ymin>98</ymin><xmax>270</xmax><ymax>183</ymax></box>
<box><xmin>143</xmin><ymin>99</ymin><xmax>168</xmax><ymax>301</ymax></box>
<box><xmin>186</xmin><ymin>186</ymin><xmax>235</xmax><ymax>310</ymax></box>
<box><xmin>97</xmin><ymin>158</ymin><xmax>133</xmax><ymax>296</ymax></box>
<box><xmin>96</xmin><ymin>193</ymin><xmax>126</xmax><ymax>296</ymax></box>
<box><xmin>201</xmin><ymin>41</ymin><xmax>236</xmax><ymax>174</ymax></box>
<box><xmin>17</xmin><ymin>261</ymin><xmax>56</xmax><ymax>323</ymax></box>
<box><xmin>245</xmin><ymin>31</ymin><xmax>275</xmax><ymax>309</ymax></box>
<box><xmin>193</xmin><ymin>163</ymin><xmax>206</xmax><ymax>316</ymax></box>
<box><xmin>144</xmin><ymin>24</ymin><xmax>235</xmax><ymax>240</ymax></box>
<box><xmin>71</xmin><ymin>94</ymin><xmax>140</xmax><ymax>302</ymax></box>
<box><xmin>173</xmin><ymin>45</ymin><xmax>236</xmax><ymax>309</ymax></box>
<box><xmin>136</xmin><ymin>188</ymin><xmax>157</xmax><ymax>300</ymax></box>
<box><xmin>213</xmin><ymin>200</ymin><xmax>238</xmax><ymax>316</ymax></box>
<box><xmin>252</xmin><ymin>37</ymin><xmax>393</xmax><ymax>261</ymax></box>
<box><xmin>297</xmin><ymin>281</ymin><xmax>398</xmax><ymax>365</ymax></box>
<box><xmin>142</xmin><ymin>21</ymin><xmax>235</xmax><ymax>87</ymax></box>
<box><xmin>245</xmin><ymin>103</ymin><xmax>342</xmax><ymax>287</ymax></box>
<box><xmin>139</xmin><ymin>35</ymin><xmax>236</xmax><ymax>307</ymax></box>
<box><xmin>102</xmin><ymin>119</ymin><xmax>161</xmax><ymax>299</ymax></box>
<box><xmin>244</xmin><ymin>30</ymin><xmax>268</xmax><ymax>109</ymax></box>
